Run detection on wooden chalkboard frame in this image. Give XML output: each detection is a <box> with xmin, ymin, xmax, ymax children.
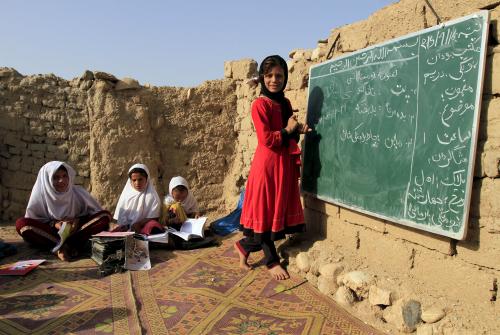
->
<box><xmin>302</xmin><ymin>11</ymin><xmax>489</xmax><ymax>240</ymax></box>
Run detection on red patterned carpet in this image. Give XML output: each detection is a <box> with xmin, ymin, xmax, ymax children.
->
<box><xmin>0</xmin><ymin>225</ymin><xmax>380</xmax><ymax>334</ymax></box>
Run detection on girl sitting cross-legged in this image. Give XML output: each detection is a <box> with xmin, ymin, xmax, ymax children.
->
<box><xmin>112</xmin><ymin>163</ymin><xmax>164</xmax><ymax>235</ymax></box>
<box><xmin>16</xmin><ymin>161</ymin><xmax>111</xmax><ymax>261</ymax></box>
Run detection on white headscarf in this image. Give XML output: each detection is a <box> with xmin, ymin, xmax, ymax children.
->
<box><xmin>164</xmin><ymin>176</ymin><xmax>198</xmax><ymax>214</ymax></box>
<box><xmin>25</xmin><ymin>161</ymin><xmax>102</xmax><ymax>222</ymax></box>
<box><xmin>113</xmin><ymin>163</ymin><xmax>161</xmax><ymax>227</ymax></box>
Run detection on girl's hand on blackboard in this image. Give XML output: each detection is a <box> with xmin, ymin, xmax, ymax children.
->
<box><xmin>298</xmin><ymin>123</ymin><xmax>312</xmax><ymax>134</ymax></box>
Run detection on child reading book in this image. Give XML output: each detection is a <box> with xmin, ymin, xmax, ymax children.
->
<box><xmin>166</xmin><ymin>217</ymin><xmax>207</xmax><ymax>241</ymax></box>
<box><xmin>16</xmin><ymin>161</ymin><xmax>110</xmax><ymax>261</ymax></box>
<box><xmin>112</xmin><ymin>164</ymin><xmax>164</xmax><ymax>235</ymax></box>
<box><xmin>162</xmin><ymin>176</ymin><xmax>215</xmax><ymax>249</ymax></box>
<box><xmin>162</xmin><ymin>176</ymin><xmax>200</xmax><ymax>227</ymax></box>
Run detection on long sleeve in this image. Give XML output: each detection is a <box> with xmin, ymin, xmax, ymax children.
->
<box><xmin>251</xmin><ymin>99</ymin><xmax>283</xmax><ymax>149</ymax></box>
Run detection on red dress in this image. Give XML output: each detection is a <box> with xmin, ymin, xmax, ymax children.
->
<box><xmin>240</xmin><ymin>96</ymin><xmax>305</xmax><ymax>241</ymax></box>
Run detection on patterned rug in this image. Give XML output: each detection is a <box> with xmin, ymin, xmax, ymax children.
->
<box><xmin>0</xmin><ymin>225</ymin><xmax>380</xmax><ymax>335</ymax></box>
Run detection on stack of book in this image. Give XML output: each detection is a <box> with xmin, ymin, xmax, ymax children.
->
<box><xmin>90</xmin><ymin>232</ymin><xmax>133</xmax><ymax>276</ymax></box>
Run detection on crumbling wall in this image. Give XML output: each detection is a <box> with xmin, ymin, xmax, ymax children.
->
<box><xmin>150</xmin><ymin>80</ymin><xmax>237</xmax><ymax>214</ymax></box>
<box><xmin>0</xmin><ymin>69</ymin><xmax>91</xmax><ymax>219</ymax></box>
<box><xmin>0</xmin><ymin>70</ymin><xmax>237</xmax><ymax>221</ymax></box>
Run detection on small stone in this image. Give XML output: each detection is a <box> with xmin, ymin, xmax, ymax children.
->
<box><xmin>319</xmin><ymin>263</ymin><xmax>343</xmax><ymax>279</ymax></box>
<box><xmin>296</xmin><ymin>252</ymin><xmax>311</xmax><ymax>272</ymax></box>
<box><xmin>342</xmin><ymin>271</ymin><xmax>372</xmax><ymax>298</ymax></box>
<box><xmin>317</xmin><ymin>275</ymin><xmax>338</xmax><ymax>295</ymax></box>
<box><xmin>421</xmin><ymin>306</ymin><xmax>445</xmax><ymax>324</ymax></box>
<box><xmin>402</xmin><ymin>300</ymin><xmax>422</xmax><ymax>330</ymax></box>
<box><xmin>383</xmin><ymin>299</ymin><xmax>421</xmax><ymax>333</ymax></box>
<box><xmin>368</xmin><ymin>285</ymin><xmax>392</xmax><ymax>306</ymax></box>
<box><xmin>334</xmin><ymin>286</ymin><xmax>356</xmax><ymax>306</ymax></box>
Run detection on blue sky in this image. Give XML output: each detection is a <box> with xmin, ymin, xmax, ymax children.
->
<box><xmin>1</xmin><ymin>0</ymin><xmax>396</xmax><ymax>87</ymax></box>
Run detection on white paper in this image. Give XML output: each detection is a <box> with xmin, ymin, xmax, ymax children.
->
<box><xmin>147</xmin><ymin>232</ymin><xmax>169</xmax><ymax>244</ymax></box>
<box><xmin>167</xmin><ymin>217</ymin><xmax>206</xmax><ymax>241</ymax></box>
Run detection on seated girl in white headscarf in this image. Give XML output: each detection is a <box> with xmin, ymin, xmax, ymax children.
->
<box><xmin>162</xmin><ymin>176</ymin><xmax>217</xmax><ymax>250</ymax></box>
<box><xmin>162</xmin><ymin>176</ymin><xmax>200</xmax><ymax>228</ymax></box>
<box><xmin>16</xmin><ymin>161</ymin><xmax>111</xmax><ymax>261</ymax></box>
<box><xmin>112</xmin><ymin>163</ymin><xmax>163</xmax><ymax>235</ymax></box>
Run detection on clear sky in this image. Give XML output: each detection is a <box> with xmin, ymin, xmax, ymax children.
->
<box><xmin>1</xmin><ymin>0</ymin><xmax>397</xmax><ymax>87</ymax></box>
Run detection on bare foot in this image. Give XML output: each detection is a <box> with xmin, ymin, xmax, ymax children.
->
<box><xmin>268</xmin><ymin>264</ymin><xmax>289</xmax><ymax>280</ymax></box>
<box><xmin>234</xmin><ymin>243</ymin><xmax>252</xmax><ymax>270</ymax></box>
<box><xmin>56</xmin><ymin>246</ymin><xmax>69</xmax><ymax>261</ymax></box>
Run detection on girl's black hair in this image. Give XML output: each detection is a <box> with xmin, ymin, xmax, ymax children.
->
<box><xmin>173</xmin><ymin>185</ymin><xmax>188</xmax><ymax>192</ymax></box>
<box><xmin>258</xmin><ymin>55</ymin><xmax>288</xmax><ymax>101</ymax></box>
<box><xmin>128</xmin><ymin>168</ymin><xmax>148</xmax><ymax>179</ymax></box>
<box><xmin>258</xmin><ymin>55</ymin><xmax>293</xmax><ymax>131</ymax></box>
<box><xmin>56</xmin><ymin>165</ymin><xmax>68</xmax><ymax>173</ymax></box>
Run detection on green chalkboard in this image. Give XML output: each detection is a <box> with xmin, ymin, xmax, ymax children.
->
<box><xmin>302</xmin><ymin>11</ymin><xmax>489</xmax><ymax>240</ymax></box>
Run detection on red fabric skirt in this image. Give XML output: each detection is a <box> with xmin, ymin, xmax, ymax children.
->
<box><xmin>16</xmin><ymin>211</ymin><xmax>111</xmax><ymax>252</ymax></box>
<box><xmin>240</xmin><ymin>141</ymin><xmax>305</xmax><ymax>241</ymax></box>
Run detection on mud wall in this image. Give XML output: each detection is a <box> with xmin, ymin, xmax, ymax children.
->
<box><xmin>0</xmin><ymin>70</ymin><xmax>237</xmax><ymax>221</ymax></box>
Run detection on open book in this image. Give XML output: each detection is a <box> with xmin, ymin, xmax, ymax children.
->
<box><xmin>52</xmin><ymin>222</ymin><xmax>73</xmax><ymax>253</ymax></box>
<box><xmin>167</xmin><ymin>217</ymin><xmax>207</xmax><ymax>241</ymax></box>
<box><xmin>53</xmin><ymin>216</ymin><xmax>108</xmax><ymax>253</ymax></box>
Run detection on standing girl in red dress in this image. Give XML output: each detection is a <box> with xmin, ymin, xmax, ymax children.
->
<box><xmin>235</xmin><ymin>55</ymin><xmax>310</xmax><ymax>280</ymax></box>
